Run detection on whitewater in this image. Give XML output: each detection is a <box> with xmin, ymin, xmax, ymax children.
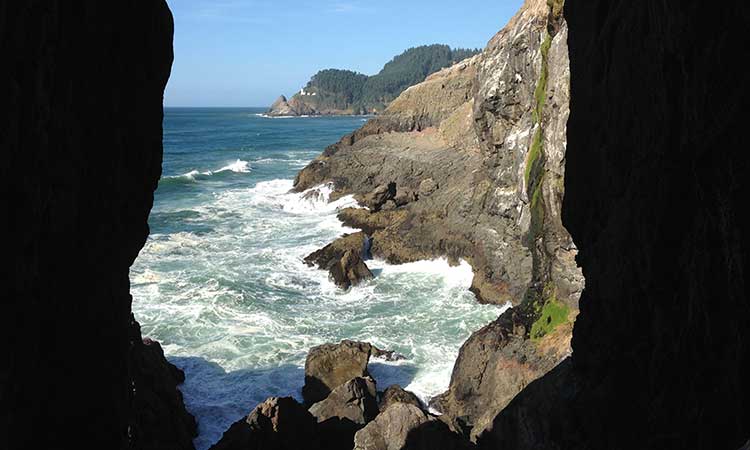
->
<box><xmin>130</xmin><ymin>108</ymin><xmax>506</xmax><ymax>449</ymax></box>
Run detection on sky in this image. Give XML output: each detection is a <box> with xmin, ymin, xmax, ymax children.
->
<box><xmin>165</xmin><ymin>0</ymin><xmax>525</xmax><ymax>107</ymax></box>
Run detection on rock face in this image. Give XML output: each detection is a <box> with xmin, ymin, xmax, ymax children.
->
<box><xmin>309</xmin><ymin>377</ymin><xmax>380</xmax><ymax>450</ymax></box>
<box><xmin>130</xmin><ymin>318</ymin><xmax>198</xmax><ymax>450</ymax></box>
<box><xmin>470</xmin><ymin>0</ymin><xmax>750</xmax><ymax>449</ymax></box>
<box><xmin>353</xmin><ymin>403</ymin><xmax>468</xmax><ymax>450</ymax></box>
<box><xmin>209</xmin><ymin>397</ymin><xmax>320</xmax><ymax>450</ymax></box>
<box><xmin>305</xmin><ymin>232</ymin><xmax>374</xmax><ymax>289</ymax></box>
<box><xmin>0</xmin><ymin>2</ymin><xmax>192</xmax><ymax>449</ymax></box>
<box><xmin>309</xmin><ymin>377</ymin><xmax>379</xmax><ymax>425</ymax></box>
<box><xmin>303</xmin><ymin>340</ymin><xmax>373</xmax><ymax>405</ymax></box>
<box><xmin>266</xmin><ymin>95</ymin><xmax>316</xmax><ymax>117</ymax></box>
<box><xmin>295</xmin><ymin>0</ymin><xmax>581</xmax><ymax>439</ymax></box>
<box><xmin>378</xmin><ymin>386</ymin><xmax>423</xmax><ymax>412</ymax></box>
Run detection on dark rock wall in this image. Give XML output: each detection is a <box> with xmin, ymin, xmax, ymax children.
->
<box><xmin>478</xmin><ymin>1</ymin><xmax>750</xmax><ymax>448</ymax></box>
<box><xmin>0</xmin><ymin>2</ymin><xmax>183</xmax><ymax>449</ymax></box>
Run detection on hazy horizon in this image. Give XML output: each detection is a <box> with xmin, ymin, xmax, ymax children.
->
<box><xmin>165</xmin><ymin>0</ymin><xmax>524</xmax><ymax>107</ymax></box>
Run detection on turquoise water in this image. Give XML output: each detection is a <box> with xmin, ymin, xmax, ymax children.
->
<box><xmin>130</xmin><ymin>107</ymin><xmax>506</xmax><ymax>449</ymax></box>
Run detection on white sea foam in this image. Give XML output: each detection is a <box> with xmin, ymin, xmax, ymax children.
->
<box><xmin>164</xmin><ymin>160</ymin><xmax>251</xmax><ymax>182</ymax></box>
<box><xmin>131</xmin><ymin>177</ymin><xmax>505</xmax><ymax>449</ymax></box>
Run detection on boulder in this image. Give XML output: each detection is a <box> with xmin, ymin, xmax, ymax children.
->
<box><xmin>362</xmin><ymin>182</ymin><xmax>397</xmax><ymax>211</ymax></box>
<box><xmin>353</xmin><ymin>403</ymin><xmax>469</xmax><ymax>450</ymax></box>
<box><xmin>378</xmin><ymin>385</ymin><xmax>423</xmax><ymax>412</ymax></box>
<box><xmin>209</xmin><ymin>397</ymin><xmax>319</xmax><ymax>450</ymax></box>
<box><xmin>305</xmin><ymin>232</ymin><xmax>374</xmax><ymax>289</ymax></box>
<box><xmin>309</xmin><ymin>377</ymin><xmax>380</xmax><ymax>450</ymax></box>
<box><xmin>303</xmin><ymin>340</ymin><xmax>373</xmax><ymax>405</ymax></box>
<box><xmin>309</xmin><ymin>377</ymin><xmax>379</xmax><ymax>425</ymax></box>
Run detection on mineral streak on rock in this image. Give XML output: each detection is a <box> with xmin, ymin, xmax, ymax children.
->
<box><xmin>295</xmin><ymin>0</ymin><xmax>582</xmax><ymax>439</ymax></box>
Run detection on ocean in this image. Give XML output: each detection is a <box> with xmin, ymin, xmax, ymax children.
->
<box><xmin>130</xmin><ymin>107</ymin><xmax>506</xmax><ymax>449</ymax></box>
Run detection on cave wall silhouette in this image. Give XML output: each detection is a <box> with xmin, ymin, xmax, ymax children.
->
<box><xmin>0</xmin><ymin>2</ymin><xmax>178</xmax><ymax>449</ymax></box>
<box><xmin>478</xmin><ymin>1</ymin><xmax>750</xmax><ymax>449</ymax></box>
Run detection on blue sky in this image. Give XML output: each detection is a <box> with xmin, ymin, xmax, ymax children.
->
<box><xmin>165</xmin><ymin>0</ymin><xmax>524</xmax><ymax>107</ymax></box>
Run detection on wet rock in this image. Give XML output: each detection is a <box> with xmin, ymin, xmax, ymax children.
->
<box><xmin>305</xmin><ymin>232</ymin><xmax>374</xmax><ymax>289</ymax></box>
<box><xmin>378</xmin><ymin>385</ymin><xmax>423</xmax><ymax>412</ymax></box>
<box><xmin>353</xmin><ymin>403</ymin><xmax>469</xmax><ymax>450</ymax></box>
<box><xmin>372</xmin><ymin>347</ymin><xmax>407</xmax><ymax>362</ymax></box>
<box><xmin>303</xmin><ymin>340</ymin><xmax>373</xmax><ymax>405</ymax></box>
<box><xmin>209</xmin><ymin>397</ymin><xmax>319</xmax><ymax>450</ymax></box>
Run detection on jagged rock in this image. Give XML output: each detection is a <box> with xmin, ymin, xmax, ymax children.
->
<box><xmin>209</xmin><ymin>397</ymin><xmax>320</xmax><ymax>450</ymax></box>
<box><xmin>309</xmin><ymin>377</ymin><xmax>379</xmax><ymax>450</ymax></box>
<box><xmin>379</xmin><ymin>385</ymin><xmax>423</xmax><ymax>412</ymax></box>
<box><xmin>130</xmin><ymin>317</ymin><xmax>197</xmax><ymax>450</ymax></box>
<box><xmin>309</xmin><ymin>377</ymin><xmax>379</xmax><ymax>425</ymax></box>
<box><xmin>266</xmin><ymin>95</ymin><xmax>317</xmax><ymax>117</ymax></box>
<box><xmin>305</xmin><ymin>232</ymin><xmax>373</xmax><ymax>289</ymax></box>
<box><xmin>303</xmin><ymin>340</ymin><xmax>373</xmax><ymax>405</ymax></box>
<box><xmin>372</xmin><ymin>347</ymin><xmax>407</xmax><ymax>362</ymax></box>
<box><xmin>353</xmin><ymin>403</ymin><xmax>469</xmax><ymax>450</ymax></box>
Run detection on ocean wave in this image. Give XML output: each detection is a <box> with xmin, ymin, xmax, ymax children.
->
<box><xmin>160</xmin><ymin>160</ymin><xmax>251</xmax><ymax>186</ymax></box>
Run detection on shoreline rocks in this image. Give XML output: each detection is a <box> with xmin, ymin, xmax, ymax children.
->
<box><xmin>304</xmin><ymin>232</ymin><xmax>374</xmax><ymax>289</ymax></box>
<box><xmin>303</xmin><ymin>340</ymin><xmax>373</xmax><ymax>405</ymax></box>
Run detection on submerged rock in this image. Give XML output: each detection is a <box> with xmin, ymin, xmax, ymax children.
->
<box><xmin>209</xmin><ymin>397</ymin><xmax>319</xmax><ymax>450</ymax></box>
<box><xmin>303</xmin><ymin>340</ymin><xmax>373</xmax><ymax>405</ymax></box>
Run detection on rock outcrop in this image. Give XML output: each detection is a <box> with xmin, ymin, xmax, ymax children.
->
<box><xmin>303</xmin><ymin>340</ymin><xmax>373</xmax><ymax>405</ymax></box>
<box><xmin>266</xmin><ymin>95</ymin><xmax>316</xmax><ymax>117</ymax></box>
<box><xmin>0</xmin><ymin>1</ymin><xmax>192</xmax><ymax>449</ymax></box>
<box><xmin>309</xmin><ymin>377</ymin><xmax>380</xmax><ymax>450</ymax></box>
<box><xmin>305</xmin><ymin>232</ymin><xmax>374</xmax><ymax>289</ymax></box>
<box><xmin>130</xmin><ymin>317</ymin><xmax>198</xmax><ymax>449</ymax></box>
<box><xmin>469</xmin><ymin>0</ymin><xmax>750</xmax><ymax>449</ymax></box>
<box><xmin>353</xmin><ymin>403</ymin><xmax>469</xmax><ymax>450</ymax></box>
<box><xmin>295</xmin><ymin>0</ymin><xmax>582</xmax><ymax>439</ymax></box>
<box><xmin>209</xmin><ymin>397</ymin><xmax>320</xmax><ymax>450</ymax></box>
<box><xmin>378</xmin><ymin>385</ymin><xmax>423</xmax><ymax>412</ymax></box>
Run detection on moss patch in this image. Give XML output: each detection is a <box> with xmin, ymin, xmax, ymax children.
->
<box><xmin>530</xmin><ymin>295</ymin><xmax>570</xmax><ymax>341</ymax></box>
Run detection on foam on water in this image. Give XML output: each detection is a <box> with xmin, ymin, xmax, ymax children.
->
<box><xmin>132</xmin><ymin>110</ymin><xmax>505</xmax><ymax>450</ymax></box>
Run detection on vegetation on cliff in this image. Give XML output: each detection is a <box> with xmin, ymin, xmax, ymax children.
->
<box><xmin>269</xmin><ymin>45</ymin><xmax>480</xmax><ymax>116</ymax></box>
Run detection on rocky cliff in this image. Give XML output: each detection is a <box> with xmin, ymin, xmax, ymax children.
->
<box><xmin>294</xmin><ymin>0</ymin><xmax>583</xmax><ymax>439</ymax></box>
<box><xmin>473</xmin><ymin>0</ymin><xmax>750</xmax><ymax>449</ymax></box>
<box><xmin>0</xmin><ymin>2</ymin><xmax>195</xmax><ymax>449</ymax></box>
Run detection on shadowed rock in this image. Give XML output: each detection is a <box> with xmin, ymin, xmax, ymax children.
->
<box><xmin>310</xmin><ymin>377</ymin><xmax>380</xmax><ymax>450</ymax></box>
<box><xmin>303</xmin><ymin>340</ymin><xmax>373</xmax><ymax>405</ymax></box>
<box><xmin>209</xmin><ymin>397</ymin><xmax>320</xmax><ymax>450</ymax></box>
<box><xmin>353</xmin><ymin>403</ymin><xmax>470</xmax><ymax>450</ymax></box>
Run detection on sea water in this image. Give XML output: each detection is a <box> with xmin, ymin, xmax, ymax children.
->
<box><xmin>130</xmin><ymin>107</ymin><xmax>507</xmax><ymax>449</ymax></box>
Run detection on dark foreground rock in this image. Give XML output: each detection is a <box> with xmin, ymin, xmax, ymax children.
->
<box><xmin>310</xmin><ymin>377</ymin><xmax>380</xmax><ymax>450</ymax></box>
<box><xmin>210</xmin><ymin>397</ymin><xmax>319</xmax><ymax>450</ymax></box>
<box><xmin>305</xmin><ymin>232</ymin><xmax>374</xmax><ymax>289</ymax></box>
<box><xmin>0</xmin><ymin>1</ymin><xmax>183</xmax><ymax>449</ymax></box>
<box><xmin>303</xmin><ymin>340</ymin><xmax>373</xmax><ymax>405</ymax></box>
<box><xmin>468</xmin><ymin>0</ymin><xmax>750</xmax><ymax>449</ymax></box>
<box><xmin>130</xmin><ymin>317</ymin><xmax>197</xmax><ymax>450</ymax></box>
<box><xmin>353</xmin><ymin>403</ymin><xmax>471</xmax><ymax>450</ymax></box>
